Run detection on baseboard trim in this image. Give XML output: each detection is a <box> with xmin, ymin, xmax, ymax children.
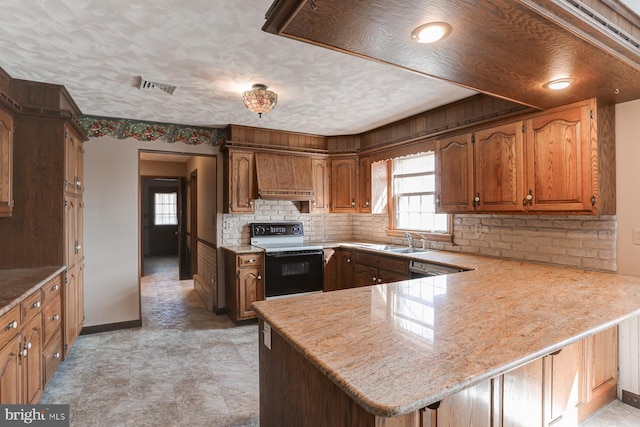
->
<box><xmin>214</xmin><ymin>306</ymin><xmax>226</xmax><ymax>316</ymax></box>
<box><xmin>80</xmin><ymin>319</ymin><xmax>142</xmax><ymax>335</ymax></box>
<box><xmin>622</xmin><ymin>390</ymin><xmax>640</xmax><ymax>409</ymax></box>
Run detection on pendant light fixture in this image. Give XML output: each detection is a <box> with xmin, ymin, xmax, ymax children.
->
<box><xmin>242</xmin><ymin>84</ymin><xmax>278</xmax><ymax>118</ymax></box>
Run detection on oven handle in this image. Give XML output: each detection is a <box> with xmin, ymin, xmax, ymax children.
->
<box><xmin>265</xmin><ymin>250</ymin><xmax>324</xmax><ymax>258</ymax></box>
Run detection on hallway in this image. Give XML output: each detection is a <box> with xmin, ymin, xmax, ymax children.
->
<box><xmin>40</xmin><ymin>256</ymin><xmax>259</xmax><ymax>426</ymax></box>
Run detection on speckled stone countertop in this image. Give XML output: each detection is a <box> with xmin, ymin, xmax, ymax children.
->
<box><xmin>0</xmin><ymin>266</ymin><xmax>66</xmax><ymax>316</ymax></box>
<box><xmin>252</xmin><ymin>252</ymin><xmax>640</xmax><ymax>418</ymax></box>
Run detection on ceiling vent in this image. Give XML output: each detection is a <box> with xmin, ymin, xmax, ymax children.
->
<box><xmin>137</xmin><ymin>76</ymin><xmax>177</xmax><ymax>95</ymax></box>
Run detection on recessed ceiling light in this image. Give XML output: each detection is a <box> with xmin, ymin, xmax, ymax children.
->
<box><xmin>411</xmin><ymin>22</ymin><xmax>452</xmax><ymax>44</ymax></box>
<box><xmin>544</xmin><ymin>78</ymin><xmax>576</xmax><ymax>90</ymax></box>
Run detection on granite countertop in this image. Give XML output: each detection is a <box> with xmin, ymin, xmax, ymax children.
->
<box><xmin>0</xmin><ymin>266</ymin><xmax>66</xmax><ymax>316</ymax></box>
<box><xmin>251</xmin><ymin>253</ymin><xmax>640</xmax><ymax>418</ymax></box>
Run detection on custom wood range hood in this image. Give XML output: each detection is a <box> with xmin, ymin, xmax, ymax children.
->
<box><xmin>263</xmin><ymin>0</ymin><xmax>640</xmax><ymax>110</ymax></box>
<box><xmin>254</xmin><ymin>152</ymin><xmax>315</xmax><ymax>201</ymax></box>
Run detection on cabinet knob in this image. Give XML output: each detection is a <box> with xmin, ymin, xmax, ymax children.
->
<box><xmin>473</xmin><ymin>193</ymin><xmax>480</xmax><ymax>207</ymax></box>
<box><xmin>52</xmin><ymin>314</ymin><xmax>60</xmax><ymax>321</ymax></box>
<box><xmin>31</xmin><ymin>301</ymin><xmax>41</xmax><ymax>309</ymax></box>
<box><xmin>523</xmin><ymin>190</ymin><xmax>533</xmax><ymax>206</ymax></box>
<box><xmin>312</xmin><ymin>200</ymin><xmax>316</xmax><ymax>207</ymax></box>
<box><xmin>5</xmin><ymin>320</ymin><xmax>18</xmax><ymax>331</ymax></box>
<box><xmin>247</xmin><ymin>259</ymin><xmax>256</xmax><ymax>263</ymax></box>
<box><xmin>257</xmin><ymin>275</ymin><xmax>262</xmax><ymax>280</ymax></box>
<box><xmin>22</xmin><ymin>349</ymin><xmax>28</xmax><ymax>357</ymax></box>
<box><xmin>51</xmin><ymin>284</ymin><xmax>59</xmax><ymax>291</ymax></box>
<box><xmin>351</xmin><ymin>199</ymin><xmax>355</xmax><ymax>207</ymax></box>
<box><xmin>26</xmin><ymin>342</ymin><xmax>32</xmax><ymax>350</ymax></box>
<box><xmin>378</xmin><ymin>278</ymin><xmax>382</xmax><ymax>284</ymax></box>
<box><xmin>347</xmin><ymin>258</ymin><xmax>351</xmax><ymax>263</ymax></box>
<box><xmin>372</xmin><ymin>276</ymin><xmax>377</xmax><ymax>283</ymax></box>
<box><xmin>53</xmin><ymin>352</ymin><xmax>61</xmax><ymax>360</ymax></box>
<box><xmin>435</xmin><ymin>196</ymin><xmax>440</xmax><ymax>206</ymax></box>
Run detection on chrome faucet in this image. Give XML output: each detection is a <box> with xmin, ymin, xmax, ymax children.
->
<box><xmin>405</xmin><ymin>232</ymin><xmax>414</xmax><ymax>249</ymax></box>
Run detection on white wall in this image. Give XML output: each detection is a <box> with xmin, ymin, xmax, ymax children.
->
<box><xmin>83</xmin><ymin>136</ymin><xmax>217</xmax><ymax>327</ymax></box>
<box><xmin>616</xmin><ymin>99</ymin><xmax>640</xmax><ymax>276</ymax></box>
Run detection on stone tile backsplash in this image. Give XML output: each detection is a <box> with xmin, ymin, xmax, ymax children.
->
<box><xmin>222</xmin><ymin>200</ymin><xmax>617</xmax><ymax>272</ymax></box>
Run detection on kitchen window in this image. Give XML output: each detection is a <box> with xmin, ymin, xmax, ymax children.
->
<box><xmin>385</xmin><ymin>152</ymin><xmax>452</xmax><ymax>241</ymax></box>
<box><xmin>153</xmin><ymin>192</ymin><xmax>178</xmax><ymax>226</ymax></box>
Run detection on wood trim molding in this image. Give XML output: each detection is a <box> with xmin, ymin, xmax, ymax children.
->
<box><xmin>80</xmin><ymin>319</ymin><xmax>142</xmax><ymax>335</ymax></box>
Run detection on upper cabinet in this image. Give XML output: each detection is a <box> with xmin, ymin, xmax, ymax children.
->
<box><xmin>65</xmin><ymin>124</ymin><xmax>84</xmax><ymax>196</ymax></box>
<box><xmin>224</xmin><ymin>148</ymin><xmax>256</xmax><ymax>214</ymax></box>
<box><xmin>0</xmin><ymin>107</ymin><xmax>13</xmax><ymax>217</ymax></box>
<box><xmin>435</xmin><ymin>133</ymin><xmax>474</xmax><ymax>213</ymax></box>
<box><xmin>435</xmin><ymin>99</ymin><xmax>614</xmax><ymax>215</ymax></box>
<box><xmin>357</xmin><ymin>155</ymin><xmax>371</xmax><ymax>213</ymax></box>
<box><xmin>330</xmin><ymin>155</ymin><xmax>358</xmax><ymax>213</ymax></box>
<box><xmin>310</xmin><ymin>157</ymin><xmax>330</xmax><ymax>214</ymax></box>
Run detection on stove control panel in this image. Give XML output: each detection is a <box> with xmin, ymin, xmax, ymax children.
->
<box><xmin>250</xmin><ymin>222</ymin><xmax>304</xmax><ymax>237</ymax></box>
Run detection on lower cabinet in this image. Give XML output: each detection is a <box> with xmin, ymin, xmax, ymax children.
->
<box><xmin>422</xmin><ymin>327</ymin><xmax>617</xmax><ymax>426</ymax></box>
<box><xmin>323</xmin><ymin>249</ymin><xmax>339</xmax><ymax>292</ymax></box>
<box><xmin>0</xmin><ymin>273</ymin><xmax>64</xmax><ymax>404</ymax></box>
<box><xmin>353</xmin><ymin>252</ymin><xmax>409</xmax><ymax>288</ymax></box>
<box><xmin>224</xmin><ymin>250</ymin><xmax>264</xmax><ymax>323</ymax></box>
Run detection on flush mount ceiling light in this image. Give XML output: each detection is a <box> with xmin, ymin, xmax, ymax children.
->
<box><xmin>242</xmin><ymin>84</ymin><xmax>278</xmax><ymax>118</ymax></box>
<box><xmin>544</xmin><ymin>78</ymin><xmax>576</xmax><ymax>90</ymax></box>
<box><xmin>411</xmin><ymin>22</ymin><xmax>452</xmax><ymax>43</ymax></box>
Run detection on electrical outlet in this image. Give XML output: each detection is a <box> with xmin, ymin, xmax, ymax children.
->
<box><xmin>633</xmin><ymin>227</ymin><xmax>640</xmax><ymax>245</ymax></box>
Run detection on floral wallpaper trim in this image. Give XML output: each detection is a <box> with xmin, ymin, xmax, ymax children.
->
<box><xmin>79</xmin><ymin>115</ymin><xmax>229</xmax><ymax>146</ymax></box>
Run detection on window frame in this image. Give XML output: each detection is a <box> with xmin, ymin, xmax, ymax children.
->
<box><xmin>386</xmin><ymin>153</ymin><xmax>454</xmax><ymax>243</ymax></box>
<box><xmin>152</xmin><ymin>190</ymin><xmax>179</xmax><ymax>227</ymax></box>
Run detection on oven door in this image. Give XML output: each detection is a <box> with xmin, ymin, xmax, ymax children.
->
<box><xmin>264</xmin><ymin>250</ymin><xmax>324</xmax><ymax>298</ymax></box>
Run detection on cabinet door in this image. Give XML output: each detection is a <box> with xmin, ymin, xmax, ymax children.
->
<box><xmin>76</xmin><ymin>262</ymin><xmax>85</xmax><ymax>338</ymax></box>
<box><xmin>0</xmin><ymin>107</ymin><xmax>13</xmax><ymax>217</ymax></box>
<box><xmin>238</xmin><ymin>267</ymin><xmax>263</xmax><ymax>320</ymax></box>
<box><xmin>64</xmin><ymin>267</ymin><xmax>78</xmax><ymax>359</ymax></box>
<box><xmin>358</xmin><ymin>155</ymin><xmax>371</xmax><ymax>213</ymax></box>
<box><xmin>337</xmin><ymin>249</ymin><xmax>355</xmax><ymax>290</ymax></box>
<box><xmin>65</xmin><ymin>127</ymin><xmax>77</xmax><ymax>194</ymax></box>
<box><xmin>311</xmin><ymin>158</ymin><xmax>330</xmax><ymax>213</ymax></box>
<box><xmin>64</xmin><ymin>196</ymin><xmax>77</xmax><ymax>269</ymax></box>
<box><xmin>330</xmin><ymin>157</ymin><xmax>357</xmax><ymax>213</ymax></box>
<box><xmin>474</xmin><ymin>122</ymin><xmax>525</xmax><ymax>212</ymax></box>
<box><xmin>76</xmin><ymin>199</ymin><xmax>84</xmax><ymax>266</ymax></box>
<box><xmin>525</xmin><ymin>102</ymin><xmax>594</xmax><ymax>212</ymax></box>
<box><xmin>581</xmin><ymin>327</ymin><xmax>617</xmax><ymax>421</ymax></box>
<box><xmin>436</xmin><ymin>133</ymin><xmax>474</xmax><ymax>213</ymax></box>
<box><xmin>228</xmin><ymin>150</ymin><xmax>255</xmax><ymax>213</ymax></box>
<box><xmin>436</xmin><ymin>378</ymin><xmax>492</xmax><ymax>426</ymax></box>
<box><xmin>500</xmin><ymin>358</ymin><xmax>543</xmax><ymax>426</ymax></box>
<box><xmin>0</xmin><ymin>334</ymin><xmax>20</xmax><ymax>404</ymax></box>
<box><xmin>353</xmin><ymin>263</ymin><xmax>378</xmax><ymax>288</ymax></box>
<box><xmin>22</xmin><ymin>313</ymin><xmax>43</xmax><ymax>404</ymax></box>
<box><xmin>76</xmin><ymin>140</ymin><xmax>84</xmax><ymax>195</ymax></box>
<box><xmin>323</xmin><ymin>249</ymin><xmax>338</xmax><ymax>292</ymax></box>
<box><xmin>543</xmin><ymin>341</ymin><xmax>583</xmax><ymax>427</ymax></box>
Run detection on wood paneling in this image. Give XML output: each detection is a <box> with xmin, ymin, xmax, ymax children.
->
<box><xmin>254</xmin><ymin>152</ymin><xmax>314</xmax><ymax>200</ymax></box>
<box><xmin>264</xmin><ymin>0</ymin><xmax>640</xmax><ymax>109</ymax></box>
<box><xmin>228</xmin><ymin>124</ymin><xmax>328</xmax><ymax>152</ymax></box>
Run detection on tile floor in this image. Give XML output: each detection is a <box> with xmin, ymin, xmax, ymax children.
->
<box><xmin>39</xmin><ymin>256</ymin><xmax>640</xmax><ymax>426</ymax></box>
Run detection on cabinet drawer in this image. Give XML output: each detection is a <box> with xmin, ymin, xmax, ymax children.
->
<box><xmin>41</xmin><ymin>275</ymin><xmax>62</xmax><ymax>306</ymax></box>
<box><xmin>238</xmin><ymin>253</ymin><xmax>262</xmax><ymax>267</ymax></box>
<box><xmin>42</xmin><ymin>330</ymin><xmax>62</xmax><ymax>387</ymax></box>
<box><xmin>0</xmin><ymin>305</ymin><xmax>21</xmax><ymax>351</ymax></box>
<box><xmin>42</xmin><ymin>295</ymin><xmax>62</xmax><ymax>345</ymax></box>
<box><xmin>354</xmin><ymin>252</ymin><xmax>409</xmax><ymax>274</ymax></box>
<box><xmin>21</xmin><ymin>291</ymin><xmax>42</xmax><ymax>324</ymax></box>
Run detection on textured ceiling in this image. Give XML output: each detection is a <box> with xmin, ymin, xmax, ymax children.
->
<box><xmin>0</xmin><ymin>0</ymin><xmax>477</xmax><ymax>136</ymax></box>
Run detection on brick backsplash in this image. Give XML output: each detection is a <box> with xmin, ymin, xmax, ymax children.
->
<box><xmin>222</xmin><ymin>200</ymin><xmax>617</xmax><ymax>272</ymax></box>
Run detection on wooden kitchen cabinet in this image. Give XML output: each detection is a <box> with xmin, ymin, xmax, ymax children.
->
<box><xmin>0</xmin><ymin>106</ymin><xmax>13</xmax><ymax>217</ymax></box>
<box><xmin>525</xmin><ymin>99</ymin><xmax>598</xmax><ymax>213</ymax></box>
<box><xmin>474</xmin><ymin>121</ymin><xmax>525</xmax><ymax>212</ymax></box>
<box><xmin>323</xmin><ymin>248</ymin><xmax>338</xmax><ymax>292</ymax></box>
<box><xmin>311</xmin><ymin>157</ymin><xmax>330</xmax><ymax>213</ymax></box>
<box><xmin>358</xmin><ymin>155</ymin><xmax>371</xmax><ymax>213</ymax></box>
<box><xmin>65</xmin><ymin>125</ymin><xmax>84</xmax><ymax>196</ymax></box>
<box><xmin>422</xmin><ymin>327</ymin><xmax>617</xmax><ymax>426</ymax></box>
<box><xmin>435</xmin><ymin>133</ymin><xmax>475</xmax><ymax>213</ymax></box>
<box><xmin>224</xmin><ymin>250</ymin><xmax>264</xmax><ymax>323</ymax></box>
<box><xmin>0</xmin><ymin>334</ymin><xmax>20</xmax><ymax>404</ymax></box>
<box><xmin>330</xmin><ymin>155</ymin><xmax>358</xmax><ymax>213</ymax></box>
<box><xmin>21</xmin><ymin>312</ymin><xmax>43</xmax><ymax>404</ymax></box>
<box><xmin>337</xmin><ymin>249</ymin><xmax>355</xmax><ymax>289</ymax></box>
<box><xmin>353</xmin><ymin>251</ymin><xmax>409</xmax><ymax>288</ymax></box>
<box><xmin>224</xmin><ymin>148</ymin><xmax>256</xmax><ymax>213</ymax></box>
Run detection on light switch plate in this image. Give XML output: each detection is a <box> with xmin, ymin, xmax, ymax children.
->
<box><xmin>633</xmin><ymin>227</ymin><xmax>640</xmax><ymax>245</ymax></box>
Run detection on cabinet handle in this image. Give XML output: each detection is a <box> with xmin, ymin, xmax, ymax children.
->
<box><xmin>372</xmin><ymin>276</ymin><xmax>377</xmax><ymax>283</ymax></box>
<box><xmin>53</xmin><ymin>352</ymin><xmax>61</xmax><ymax>360</ymax></box>
<box><xmin>246</xmin><ymin>259</ymin><xmax>256</xmax><ymax>263</ymax></box>
<box><xmin>378</xmin><ymin>278</ymin><xmax>382</xmax><ymax>284</ymax></box>
<box><xmin>473</xmin><ymin>193</ymin><xmax>480</xmax><ymax>207</ymax></box>
<box><xmin>31</xmin><ymin>301</ymin><xmax>41</xmax><ymax>309</ymax></box>
<box><xmin>523</xmin><ymin>189</ymin><xmax>533</xmax><ymax>206</ymax></box>
<box><xmin>52</xmin><ymin>314</ymin><xmax>60</xmax><ymax>321</ymax></box>
<box><xmin>22</xmin><ymin>348</ymin><xmax>28</xmax><ymax>357</ymax></box>
<box><xmin>26</xmin><ymin>342</ymin><xmax>32</xmax><ymax>350</ymax></box>
<box><xmin>51</xmin><ymin>284</ymin><xmax>59</xmax><ymax>291</ymax></box>
<box><xmin>435</xmin><ymin>195</ymin><xmax>440</xmax><ymax>206</ymax></box>
<box><xmin>365</xmin><ymin>199</ymin><xmax>370</xmax><ymax>207</ymax></box>
<box><xmin>4</xmin><ymin>320</ymin><xmax>18</xmax><ymax>331</ymax></box>
<box><xmin>257</xmin><ymin>275</ymin><xmax>262</xmax><ymax>280</ymax></box>
<box><xmin>249</xmin><ymin>200</ymin><xmax>253</xmax><ymax>207</ymax></box>
<box><xmin>351</xmin><ymin>199</ymin><xmax>355</xmax><ymax>207</ymax></box>
<box><xmin>347</xmin><ymin>258</ymin><xmax>351</xmax><ymax>263</ymax></box>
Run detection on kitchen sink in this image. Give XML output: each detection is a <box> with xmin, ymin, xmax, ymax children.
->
<box><xmin>385</xmin><ymin>247</ymin><xmax>429</xmax><ymax>254</ymax></box>
<box><xmin>348</xmin><ymin>243</ymin><xmax>429</xmax><ymax>254</ymax></box>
